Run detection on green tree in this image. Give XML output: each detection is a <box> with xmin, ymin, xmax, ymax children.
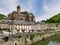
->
<box><xmin>45</xmin><ymin>13</ymin><xmax>60</xmax><ymax>23</ymax></box>
<box><xmin>30</xmin><ymin>34</ymin><xmax>35</xmax><ymax>40</ymax></box>
<box><xmin>0</xmin><ymin>14</ymin><xmax>6</xmax><ymax>20</ymax></box>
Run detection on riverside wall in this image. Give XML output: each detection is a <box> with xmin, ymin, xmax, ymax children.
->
<box><xmin>0</xmin><ymin>32</ymin><xmax>56</xmax><ymax>45</ymax></box>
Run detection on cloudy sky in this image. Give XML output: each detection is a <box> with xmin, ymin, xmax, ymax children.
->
<box><xmin>0</xmin><ymin>0</ymin><xmax>60</xmax><ymax>21</ymax></box>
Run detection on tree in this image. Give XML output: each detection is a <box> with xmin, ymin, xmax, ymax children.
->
<box><xmin>30</xmin><ymin>34</ymin><xmax>35</xmax><ymax>40</ymax></box>
<box><xmin>0</xmin><ymin>14</ymin><xmax>6</xmax><ymax>20</ymax></box>
<box><xmin>45</xmin><ymin>13</ymin><xmax>60</xmax><ymax>23</ymax></box>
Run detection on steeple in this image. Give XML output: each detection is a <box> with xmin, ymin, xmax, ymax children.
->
<box><xmin>17</xmin><ymin>5</ymin><xmax>21</xmax><ymax>14</ymax></box>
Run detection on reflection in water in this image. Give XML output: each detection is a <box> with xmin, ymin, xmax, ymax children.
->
<box><xmin>31</xmin><ymin>33</ymin><xmax>60</xmax><ymax>45</ymax></box>
<box><xmin>47</xmin><ymin>41</ymin><xmax>60</xmax><ymax>45</ymax></box>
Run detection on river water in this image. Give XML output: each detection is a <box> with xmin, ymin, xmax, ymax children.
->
<box><xmin>47</xmin><ymin>41</ymin><xmax>60</xmax><ymax>45</ymax></box>
<box><xmin>31</xmin><ymin>33</ymin><xmax>60</xmax><ymax>45</ymax></box>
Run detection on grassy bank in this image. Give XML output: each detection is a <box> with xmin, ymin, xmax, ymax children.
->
<box><xmin>31</xmin><ymin>32</ymin><xmax>60</xmax><ymax>45</ymax></box>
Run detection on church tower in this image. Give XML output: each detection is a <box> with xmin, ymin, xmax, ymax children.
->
<box><xmin>17</xmin><ymin>5</ymin><xmax>21</xmax><ymax>14</ymax></box>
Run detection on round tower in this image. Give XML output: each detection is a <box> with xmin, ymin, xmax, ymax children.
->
<box><xmin>17</xmin><ymin>5</ymin><xmax>21</xmax><ymax>14</ymax></box>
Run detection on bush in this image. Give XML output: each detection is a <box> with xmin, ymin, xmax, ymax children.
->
<box><xmin>30</xmin><ymin>34</ymin><xmax>35</xmax><ymax>40</ymax></box>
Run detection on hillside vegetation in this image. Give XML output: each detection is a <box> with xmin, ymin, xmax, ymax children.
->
<box><xmin>43</xmin><ymin>13</ymin><xmax>60</xmax><ymax>24</ymax></box>
<box><xmin>0</xmin><ymin>14</ymin><xmax>6</xmax><ymax>20</ymax></box>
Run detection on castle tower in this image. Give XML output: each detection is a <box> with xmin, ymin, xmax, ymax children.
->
<box><xmin>17</xmin><ymin>5</ymin><xmax>21</xmax><ymax>14</ymax></box>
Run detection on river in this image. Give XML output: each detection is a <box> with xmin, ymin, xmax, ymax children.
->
<box><xmin>47</xmin><ymin>41</ymin><xmax>60</xmax><ymax>45</ymax></box>
<box><xmin>31</xmin><ymin>33</ymin><xmax>60</xmax><ymax>45</ymax></box>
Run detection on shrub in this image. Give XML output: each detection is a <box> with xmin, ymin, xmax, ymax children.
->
<box><xmin>30</xmin><ymin>34</ymin><xmax>35</xmax><ymax>40</ymax></box>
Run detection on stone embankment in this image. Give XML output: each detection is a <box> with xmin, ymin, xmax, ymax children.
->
<box><xmin>28</xmin><ymin>33</ymin><xmax>55</xmax><ymax>45</ymax></box>
<box><xmin>0</xmin><ymin>32</ymin><xmax>57</xmax><ymax>45</ymax></box>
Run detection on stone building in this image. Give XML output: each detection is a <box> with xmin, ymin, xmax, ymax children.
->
<box><xmin>5</xmin><ymin>5</ymin><xmax>35</xmax><ymax>22</ymax></box>
<box><xmin>35</xmin><ymin>22</ymin><xmax>48</xmax><ymax>32</ymax></box>
<box><xmin>0</xmin><ymin>5</ymin><xmax>35</xmax><ymax>34</ymax></box>
<box><xmin>0</xmin><ymin>20</ymin><xmax>35</xmax><ymax>34</ymax></box>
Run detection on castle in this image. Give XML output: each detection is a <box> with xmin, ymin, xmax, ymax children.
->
<box><xmin>5</xmin><ymin>5</ymin><xmax>35</xmax><ymax>22</ymax></box>
<box><xmin>0</xmin><ymin>5</ymin><xmax>49</xmax><ymax>34</ymax></box>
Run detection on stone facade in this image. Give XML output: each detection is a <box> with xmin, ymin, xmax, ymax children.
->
<box><xmin>0</xmin><ymin>20</ymin><xmax>35</xmax><ymax>34</ymax></box>
<box><xmin>5</xmin><ymin>5</ymin><xmax>35</xmax><ymax>22</ymax></box>
<box><xmin>35</xmin><ymin>22</ymin><xmax>48</xmax><ymax>32</ymax></box>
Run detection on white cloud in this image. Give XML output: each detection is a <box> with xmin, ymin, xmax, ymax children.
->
<box><xmin>27</xmin><ymin>0</ymin><xmax>36</xmax><ymax>12</ymax></box>
<box><xmin>38</xmin><ymin>0</ymin><xmax>60</xmax><ymax>21</ymax></box>
<box><xmin>0</xmin><ymin>0</ymin><xmax>36</xmax><ymax>16</ymax></box>
<box><xmin>1</xmin><ymin>0</ymin><xmax>60</xmax><ymax>21</ymax></box>
<box><xmin>20</xmin><ymin>0</ymin><xmax>36</xmax><ymax>13</ymax></box>
<box><xmin>0</xmin><ymin>0</ymin><xmax>19</xmax><ymax>15</ymax></box>
<box><xmin>43</xmin><ymin>5</ymin><xmax>49</xmax><ymax>11</ymax></box>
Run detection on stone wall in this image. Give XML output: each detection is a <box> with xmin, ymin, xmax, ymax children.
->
<box><xmin>0</xmin><ymin>32</ymin><xmax>56</xmax><ymax>45</ymax></box>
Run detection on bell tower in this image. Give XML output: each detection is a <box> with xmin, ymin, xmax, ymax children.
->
<box><xmin>17</xmin><ymin>5</ymin><xmax>21</xmax><ymax>14</ymax></box>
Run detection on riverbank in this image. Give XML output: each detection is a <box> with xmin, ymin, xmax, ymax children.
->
<box><xmin>0</xmin><ymin>31</ymin><xmax>60</xmax><ymax>45</ymax></box>
<box><xmin>31</xmin><ymin>32</ymin><xmax>60</xmax><ymax>45</ymax></box>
